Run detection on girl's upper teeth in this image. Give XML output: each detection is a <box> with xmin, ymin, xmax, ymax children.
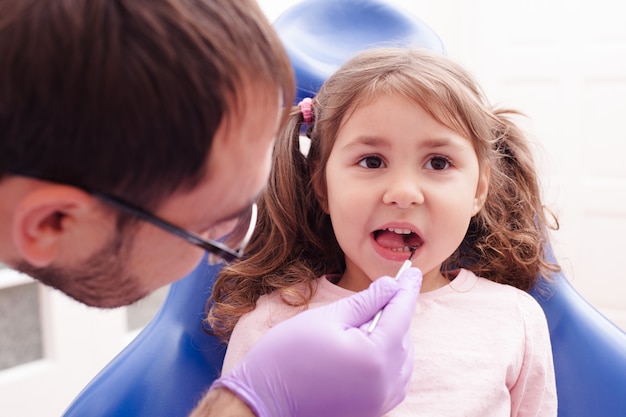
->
<box><xmin>387</xmin><ymin>227</ymin><xmax>412</xmax><ymax>235</ymax></box>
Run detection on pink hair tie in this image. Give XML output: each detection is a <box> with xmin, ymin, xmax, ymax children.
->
<box><xmin>298</xmin><ymin>97</ymin><xmax>313</xmax><ymax>124</ymax></box>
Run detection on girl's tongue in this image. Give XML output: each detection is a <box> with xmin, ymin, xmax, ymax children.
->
<box><xmin>374</xmin><ymin>229</ymin><xmax>421</xmax><ymax>250</ymax></box>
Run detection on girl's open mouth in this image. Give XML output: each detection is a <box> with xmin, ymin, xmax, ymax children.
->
<box><xmin>373</xmin><ymin>227</ymin><xmax>422</xmax><ymax>252</ymax></box>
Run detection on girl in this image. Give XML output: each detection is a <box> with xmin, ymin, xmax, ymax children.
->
<box><xmin>207</xmin><ymin>47</ymin><xmax>559</xmax><ymax>416</ymax></box>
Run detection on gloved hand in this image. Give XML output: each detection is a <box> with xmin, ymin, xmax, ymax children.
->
<box><xmin>211</xmin><ymin>267</ymin><xmax>423</xmax><ymax>417</ymax></box>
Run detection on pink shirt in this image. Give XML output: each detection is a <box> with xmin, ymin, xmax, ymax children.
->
<box><xmin>223</xmin><ymin>269</ymin><xmax>557</xmax><ymax>416</ymax></box>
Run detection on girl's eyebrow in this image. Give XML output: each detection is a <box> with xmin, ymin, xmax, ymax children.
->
<box><xmin>342</xmin><ymin>135</ymin><xmax>467</xmax><ymax>150</ymax></box>
<box><xmin>419</xmin><ymin>137</ymin><xmax>460</xmax><ymax>149</ymax></box>
<box><xmin>422</xmin><ymin>136</ymin><xmax>476</xmax><ymax>153</ymax></box>
<box><xmin>341</xmin><ymin>135</ymin><xmax>391</xmax><ymax>149</ymax></box>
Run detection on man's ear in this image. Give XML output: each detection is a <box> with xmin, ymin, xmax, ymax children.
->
<box><xmin>11</xmin><ymin>186</ymin><xmax>96</xmax><ymax>267</ymax></box>
<box><xmin>472</xmin><ymin>165</ymin><xmax>491</xmax><ymax>216</ymax></box>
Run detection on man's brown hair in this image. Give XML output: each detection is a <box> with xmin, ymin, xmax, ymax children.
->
<box><xmin>0</xmin><ymin>0</ymin><xmax>294</xmax><ymax>208</ymax></box>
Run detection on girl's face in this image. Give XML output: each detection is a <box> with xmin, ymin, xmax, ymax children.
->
<box><xmin>320</xmin><ymin>93</ymin><xmax>489</xmax><ymax>292</ymax></box>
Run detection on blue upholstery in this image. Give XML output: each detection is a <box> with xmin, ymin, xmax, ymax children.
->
<box><xmin>63</xmin><ymin>1</ymin><xmax>626</xmax><ymax>416</ymax></box>
<box><xmin>63</xmin><ymin>256</ymin><xmax>226</xmax><ymax>417</ymax></box>
<box><xmin>531</xmin><ymin>247</ymin><xmax>626</xmax><ymax>416</ymax></box>
<box><xmin>273</xmin><ymin>0</ymin><xmax>445</xmax><ymax>103</ymax></box>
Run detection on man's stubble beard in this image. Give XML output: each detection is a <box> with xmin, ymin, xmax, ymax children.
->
<box><xmin>12</xmin><ymin>229</ymin><xmax>147</xmax><ymax>308</ymax></box>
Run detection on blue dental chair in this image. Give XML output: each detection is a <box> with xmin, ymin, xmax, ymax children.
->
<box><xmin>63</xmin><ymin>256</ymin><xmax>226</xmax><ymax>416</ymax></box>
<box><xmin>63</xmin><ymin>1</ymin><xmax>626</xmax><ymax>416</ymax></box>
<box><xmin>531</xmin><ymin>251</ymin><xmax>626</xmax><ymax>416</ymax></box>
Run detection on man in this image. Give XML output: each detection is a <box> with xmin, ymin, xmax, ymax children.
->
<box><xmin>0</xmin><ymin>1</ymin><xmax>422</xmax><ymax>416</ymax></box>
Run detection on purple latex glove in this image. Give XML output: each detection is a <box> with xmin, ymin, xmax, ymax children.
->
<box><xmin>211</xmin><ymin>267</ymin><xmax>423</xmax><ymax>417</ymax></box>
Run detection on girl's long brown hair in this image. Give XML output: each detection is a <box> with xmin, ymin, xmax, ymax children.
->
<box><xmin>206</xmin><ymin>48</ymin><xmax>559</xmax><ymax>342</ymax></box>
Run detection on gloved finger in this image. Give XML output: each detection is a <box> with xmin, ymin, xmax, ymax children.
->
<box><xmin>322</xmin><ymin>275</ymin><xmax>399</xmax><ymax>327</ymax></box>
<box><xmin>368</xmin><ymin>267</ymin><xmax>422</xmax><ymax>343</ymax></box>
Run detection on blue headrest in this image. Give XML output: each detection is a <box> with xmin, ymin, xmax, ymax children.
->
<box><xmin>274</xmin><ymin>0</ymin><xmax>445</xmax><ymax>103</ymax></box>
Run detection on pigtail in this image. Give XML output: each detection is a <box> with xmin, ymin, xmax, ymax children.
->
<box><xmin>445</xmin><ymin>109</ymin><xmax>559</xmax><ymax>291</ymax></box>
<box><xmin>206</xmin><ymin>102</ymin><xmax>339</xmax><ymax>342</ymax></box>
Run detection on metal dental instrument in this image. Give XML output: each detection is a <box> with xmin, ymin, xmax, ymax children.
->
<box><xmin>367</xmin><ymin>247</ymin><xmax>416</xmax><ymax>334</ymax></box>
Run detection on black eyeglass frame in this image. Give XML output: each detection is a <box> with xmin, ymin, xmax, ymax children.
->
<box><xmin>93</xmin><ymin>191</ymin><xmax>257</xmax><ymax>264</ymax></box>
<box><xmin>9</xmin><ymin>171</ymin><xmax>257</xmax><ymax>264</ymax></box>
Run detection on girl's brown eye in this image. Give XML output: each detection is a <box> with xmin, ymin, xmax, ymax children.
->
<box><xmin>359</xmin><ymin>156</ymin><xmax>384</xmax><ymax>169</ymax></box>
<box><xmin>427</xmin><ymin>156</ymin><xmax>450</xmax><ymax>170</ymax></box>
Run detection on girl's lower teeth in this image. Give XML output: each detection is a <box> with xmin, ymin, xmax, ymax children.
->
<box><xmin>392</xmin><ymin>247</ymin><xmax>413</xmax><ymax>252</ymax></box>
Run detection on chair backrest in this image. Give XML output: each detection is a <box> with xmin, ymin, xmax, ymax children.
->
<box><xmin>63</xmin><ymin>1</ymin><xmax>626</xmax><ymax>416</ymax></box>
<box><xmin>531</xmin><ymin>246</ymin><xmax>626</xmax><ymax>416</ymax></box>
<box><xmin>63</xmin><ymin>256</ymin><xmax>226</xmax><ymax>417</ymax></box>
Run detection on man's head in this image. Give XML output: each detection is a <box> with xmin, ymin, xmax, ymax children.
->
<box><xmin>0</xmin><ymin>0</ymin><xmax>294</xmax><ymax>307</ymax></box>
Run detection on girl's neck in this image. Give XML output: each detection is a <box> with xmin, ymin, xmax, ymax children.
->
<box><xmin>335</xmin><ymin>266</ymin><xmax>452</xmax><ymax>293</ymax></box>
<box><xmin>420</xmin><ymin>269</ymin><xmax>452</xmax><ymax>293</ymax></box>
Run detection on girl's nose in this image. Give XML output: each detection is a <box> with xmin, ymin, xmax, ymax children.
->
<box><xmin>382</xmin><ymin>174</ymin><xmax>425</xmax><ymax>209</ymax></box>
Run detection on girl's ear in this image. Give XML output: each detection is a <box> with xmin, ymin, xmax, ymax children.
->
<box><xmin>12</xmin><ymin>186</ymin><xmax>96</xmax><ymax>267</ymax></box>
<box><xmin>310</xmin><ymin>161</ymin><xmax>329</xmax><ymax>214</ymax></box>
<box><xmin>472</xmin><ymin>165</ymin><xmax>490</xmax><ymax>216</ymax></box>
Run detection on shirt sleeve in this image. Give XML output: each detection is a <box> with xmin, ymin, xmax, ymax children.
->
<box><xmin>220</xmin><ymin>311</ymin><xmax>264</xmax><ymax>376</ymax></box>
<box><xmin>221</xmin><ymin>292</ymin><xmax>301</xmax><ymax>376</ymax></box>
<box><xmin>510</xmin><ymin>291</ymin><xmax>558</xmax><ymax>417</ymax></box>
